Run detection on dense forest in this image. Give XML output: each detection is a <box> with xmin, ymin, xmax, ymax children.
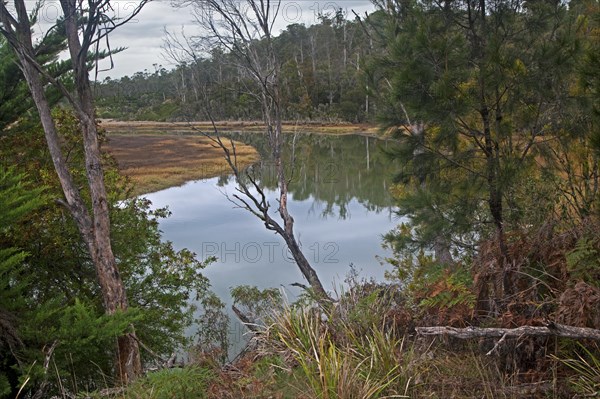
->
<box><xmin>1</xmin><ymin>0</ymin><xmax>600</xmax><ymax>398</ymax></box>
<box><xmin>94</xmin><ymin>10</ymin><xmax>375</xmax><ymax>123</ymax></box>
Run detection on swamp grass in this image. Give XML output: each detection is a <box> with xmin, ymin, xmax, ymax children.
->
<box><xmin>105</xmin><ymin>134</ymin><xmax>259</xmax><ymax>196</ymax></box>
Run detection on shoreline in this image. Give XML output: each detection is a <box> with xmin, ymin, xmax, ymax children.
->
<box><xmin>100</xmin><ymin>119</ymin><xmax>380</xmax><ymax>136</ymax></box>
<box><xmin>105</xmin><ymin>134</ymin><xmax>259</xmax><ymax>197</ymax></box>
<box><xmin>102</xmin><ymin>120</ymin><xmax>382</xmax><ymax>196</ymax></box>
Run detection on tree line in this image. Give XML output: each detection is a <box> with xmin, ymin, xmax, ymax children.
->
<box><xmin>2</xmin><ymin>0</ymin><xmax>600</xmax><ymax>397</ymax></box>
<box><xmin>94</xmin><ymin>9</ymin><xmax>377</xmax><ymax>123</ymax></box>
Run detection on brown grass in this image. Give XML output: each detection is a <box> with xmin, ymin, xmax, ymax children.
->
<box><xmin>105</xmin><ymin>134</ymin><xmax>258</xmax><ymax>196</ymax></box>
<box><xmin>99</xmin><ymin>119</ymin><xmax>378</xmax><ymax>136</ymax></box>
<box><xmin>102</xmin><ymin>120</ymin><xmax>378</xmax><ymax>196</ymax></box>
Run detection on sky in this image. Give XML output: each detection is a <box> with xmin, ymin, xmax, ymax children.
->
<box><xmin>31</xmin><ymin>0</ymin><xmax>376</xmax><ymax>79</ymax></box>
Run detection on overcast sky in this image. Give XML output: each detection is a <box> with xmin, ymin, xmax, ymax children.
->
<box><xmin>31</xmin><ymin>0</ymin><xmax>375</xmax><ymax>79</ymax></box>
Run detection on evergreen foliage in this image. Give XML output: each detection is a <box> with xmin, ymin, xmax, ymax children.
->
<box><xmin>0</xmin><ymin>166</ymin><xmax>48</xmax><ymax>398</ymax></box>
<box><xmin>1</xmin><ymin>0</ymin><xmax>600</xmax><ymax>396</ymax></box>
<box><xmin>0</xmin><ymin>111</ymin><xmax>214</xmax><ymax>396</ymax></box>
<box><xmin>375</xmin><ymin>0</ymin><xmax>586</xmax><ymax>254</ymax></box>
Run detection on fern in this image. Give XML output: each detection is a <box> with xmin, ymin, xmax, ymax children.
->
<box><xmin>419</xmin><ymin>266</ymin><xmax>476</xmax><ymax>313</ymax></box>
<box><xmin>0</xmin><ymin>166</ymin><xmax>48</xmax><ymax>304</ymax></box>
<box><xmin>0</xmin><ymin>167</ymin><xmax>47</xmax><ymax>230</ymax></box>
<box><xmin>0</xmin><ymin>166</ymin><xmax>48</xmax><ymax>397</ymax></box>
<box><xmin>566</xmin><ymin>237</ymin><xmax>600</xmax><ymax>286</ymax></box>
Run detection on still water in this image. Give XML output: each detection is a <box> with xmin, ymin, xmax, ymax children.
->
<box><xmin>144</xmin><ymin>133</ymin><xmax>399</xmax><ymax>348</ymax></box>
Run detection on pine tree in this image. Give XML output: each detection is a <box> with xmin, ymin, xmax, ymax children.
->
<box><xmin>374</xmin><ymin>0</ymin><xmax>583</xmax><ymax>301</ymax></box>
<box><xmin>0</xmin><ymin>166</ymin><xmax>47</xmax><ymax>397</ymax></box>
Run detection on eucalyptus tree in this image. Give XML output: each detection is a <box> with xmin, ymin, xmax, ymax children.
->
<box><xmin>0</xmin><ymin>0</ymin><xmax>148</xmax><ymax>382</ymax></box>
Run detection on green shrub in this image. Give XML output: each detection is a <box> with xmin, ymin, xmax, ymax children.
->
<box><xmin>124</xmin><ymin>367</ymin><xmax>213</xmax><ymax>399</ymax></box>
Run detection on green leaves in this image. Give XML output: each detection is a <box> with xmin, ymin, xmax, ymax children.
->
<box><xmin>377</xmin><ymin>0</ymin><xmax>596</xmax><ymax>262</ymax></box>
<box><xmin>111</xmin><ymin>198</ymin><xmax>213</xmax><ymax>359</ymax></box>
<box><xmin>123</xmin><ymin>366</ymin><xmax>213</xmax><ymax>399</ymax></box>
<box><xmin>0</xmin><ymin>166</ymin><xmax>48</xmax><ymax>311</ymax></box>
<box><xmin>0</xmin><ymin>167</ymin><xmax>48</xmax><ymax>229</ymax></box>
<box><xmin>17</xmin><ymin>299</ymin><xmax>144</xmax><ymax>389</ymax></box>
<box><xmin>0</xmin><ymin>113</ymin><xmax>216</xmax><ymax>394</ymax></box>
<box><xmin>0</xmin><ymin>166</ymin><xmax>48</xmax><ymax>397</ymax></box>
<box><xmin>566</xmin><ymin>237</ymin><xmax>600</xmax><ymax>286</ymax></box>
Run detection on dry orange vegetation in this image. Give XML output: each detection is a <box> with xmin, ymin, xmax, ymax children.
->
<box><xmin>99</xmin><ymin>119</ymin><xmax>378</xmax><ymax>136</ymax></box>
<box><xmin>101</xmin><ymin>120</ymin><xmax>378</xmax><ymax>196</ymax></box>
<box><xmin>105</xmin><ymin>134</ymin><xmax>259</xmax><ymax>196</ymax></box>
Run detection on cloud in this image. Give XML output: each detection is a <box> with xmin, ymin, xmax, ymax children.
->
<box><xmin>94</xmin><ymin>0</ymin><xmax>375</xmax><ymax>79</ymax></box>
<box><xmin>23</xmin><ymin>0</ymin><xmax>374</xmax><ymax>79</ymax></box>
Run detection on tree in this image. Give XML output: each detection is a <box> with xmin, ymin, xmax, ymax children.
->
<box><xmin>373</xmin><ymin>0</ymin><xmax>585</xmax><ymax>306</ymax></box>
<box><xmin>0</xmin><ymin>109</ymin><xmax>215</xmax><ymax>396</ymax></box>
<box><xmin>0</xmin><ymin>0</ymin><xmax>148</xmax><ymax>382</ymax></box>
<box><xmin>0</xmin><ymin>18</ymin><xmax>72</xmax><ymax>131</ymax></box>
<box><xmin>178</xmin><ymin>0</ymin><xmax>332</xmax><ymax>302</ymax></box>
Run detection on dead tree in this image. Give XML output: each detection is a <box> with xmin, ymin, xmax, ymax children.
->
<box><xmin>0</xmin><ymin>0</ymin><xmax>148</xmax><ymax>383</ymax></box>
<box><xmin>180</xmin><ymin>0</ymin><xmax>332</xmax><ymax>302</ymax></box>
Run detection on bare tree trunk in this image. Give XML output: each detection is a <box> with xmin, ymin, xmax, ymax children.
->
<box><xmin>193</xmin><ymin>0</ymin><xmax>332</xmax><ymax>303</ymax></box>
<box><xmin>265</xmin><ymin>22</ymin><xmax>330</xmax><ymax>301</ymax></box>
<box><xmin>267</xmin><ymin>40</ymin><xmax>328</xmax><ymax>298</ymax></box>
<box><xmin>416</xmin><ymin>323</ymin><xmax>600</xmax><ymax>342</ymax></box>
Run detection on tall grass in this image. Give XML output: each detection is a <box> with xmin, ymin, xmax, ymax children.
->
<box><xmin>555</xmin><ymin>344</ymin><xmax>600</xmax><ymax>396</ymax></box>
<box><xmin>266</xmin><ymin>303</ymin><xmax>411</xmax><ymax>399</ymax></box>
<box><xmin>122</xmin><ymin>367</ymin><xmax>213</xmax><ymax>399</ymax></box>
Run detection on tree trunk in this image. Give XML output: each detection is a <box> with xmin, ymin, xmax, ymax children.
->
<box><xmin>282</xmin><ymin>230</ymin><xmax>330</xmax><ymax>300</ymax></box>
<box><xmin>472</xmin><ymin>0</ymin><xmax>511</xmax><ymax>303</ymax></box>
<box><xmin>60</xmin><ymin>0</ymin><xmax>141</xmax><ymax>381</ymax></box>
<box><xmin>270</xmin><ymin>50</ymin><xmax>330</xmax><ymax>301</ymax></box>
<box><xmin>0</xmin><ymin>0</ymin><xmax>142</xmax><ymax>383</ymax></box>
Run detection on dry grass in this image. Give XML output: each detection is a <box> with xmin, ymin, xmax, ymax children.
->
<box><xmin>101</xmin><ymin>120</ymin><xmax>377</xmax><ymax>196</ymax></box>
<box><xmin>105</xmin><ymin>134</ymin><xmax>258</xmax><ymax>196</ymax></box>
<box><xmin>99</xmin><ymin>120</ymin><xmax>378</xmax><ymax>136</ymax></box>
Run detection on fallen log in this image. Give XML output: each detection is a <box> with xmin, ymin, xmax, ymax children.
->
<box><xmin>416</xmin><ymin>322</ymin><xmax>600</xmax><ymax>342</ymax></box>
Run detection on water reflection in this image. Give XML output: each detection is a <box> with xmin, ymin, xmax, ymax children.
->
<box><xmin>220</xmin><ymin>133</ymin><xmax>395</xmax><ymax>217</ymax></box>
<box><xmin>144</xmin><ymin>133</ymin><xmax>399</xmax><ymax>352</ymax></box>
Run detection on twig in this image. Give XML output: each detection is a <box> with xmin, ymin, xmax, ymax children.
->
<box><xmin>486</xmin><ymin>332</ymin><xmax>508</xmax><ymax>355</ymax></box>
<box><xmin>232</xmin><ymin>304</ymin><xmax>260</xmax><ymax>333</ymax></box>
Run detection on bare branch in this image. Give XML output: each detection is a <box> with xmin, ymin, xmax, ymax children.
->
<box><xmin>179</xmin><ymin>0</ymin><xmax>332</xmax><ymax>303</ymax></box>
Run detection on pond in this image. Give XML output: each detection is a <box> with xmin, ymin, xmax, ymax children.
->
<box><xmin>144</xmin><ymin>132</ymin><xmax>400</xmax><ymax>351</ymax></box>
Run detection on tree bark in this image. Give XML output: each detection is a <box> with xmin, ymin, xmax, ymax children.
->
<box><xmin>416</xmin><ymin>323</ymin><xmax>600</xmax><ymax>341</ymax></box>
<box><xmin>196</xmin><ymin>0</ymin><xmax>332</xmax><ymax>303</ymax></box>
<box><xmin>470</xmin><ymin>0</ymin><xmax>512</xmax><ymax>303</ymax></box>
<box><xmin>1</xmin><ymin>0</ymin><xmax>142</xmax><ymax>382</ymax></box>
<box><xmin>60</xmin><ymin>0</ymin><xmax>142</xmax><ymax>382</ymax></box>
<box><xmin>267</xmin><ymin>23</ymin><xmax>331</xmax><ymax>302</ymax></box>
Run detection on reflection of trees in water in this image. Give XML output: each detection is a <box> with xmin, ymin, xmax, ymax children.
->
<box><xmin>219</xmin><ymin>133</ymin><xmax>396</xmax><ymax>218</ymax></box>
